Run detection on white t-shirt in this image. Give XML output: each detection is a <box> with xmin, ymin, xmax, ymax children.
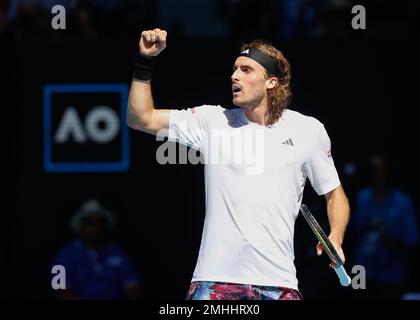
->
<box><xmin>168</xmin><ymin>105</ymin><xmax>341</xmax><ymax>290</ymax></box>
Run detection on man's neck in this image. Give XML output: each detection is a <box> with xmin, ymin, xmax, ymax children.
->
<box><xmin>244</xmin><ymin>100</ymin><xmax>268</xmax><ymax>125</ymax></box>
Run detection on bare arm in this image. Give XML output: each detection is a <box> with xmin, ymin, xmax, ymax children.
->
<box><xmin>127</xmin><ymin>80</ymin><xmax>170</xmax><ymax>135</ymax></box>
<box><xmin>326</xmin><ymin>185</ymin><xmax>350</xmax><ymax>246</ymax></box>
<box><xmin>127</xmin><ymin>29</ymin><xmax>171</xmax><ymax>135</ymax></box>
<box><xmin>316</xmin><ymin>185</ymin><xmax>350</xmax><ymax>265</ymax></box>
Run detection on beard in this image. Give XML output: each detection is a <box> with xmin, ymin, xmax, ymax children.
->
<box><xmin>232</xmin><ymin>91</ymin><xmax>265</xmax><ymax>109</ymax></box>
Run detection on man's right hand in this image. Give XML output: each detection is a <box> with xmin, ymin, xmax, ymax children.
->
<box><xmin>139</xmin><ymin>28</ymin><xmax>167</xmax><ymax>57</ymax></box>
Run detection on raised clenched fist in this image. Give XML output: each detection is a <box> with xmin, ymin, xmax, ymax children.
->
<box><xmin>139</xmin><ymin>28</ymin><xmax>167</xmax><ymax>57</ymax></box>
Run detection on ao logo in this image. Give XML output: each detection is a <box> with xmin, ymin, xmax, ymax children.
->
<box><xmin>54</xmin><ymin>106</ymin><xmax>120</xmax><ymax>144</ymax></box>
<box><xmin>43</xmin><ymin>84</ymin><xmax>130</xmax><ymax>172</ymax></box>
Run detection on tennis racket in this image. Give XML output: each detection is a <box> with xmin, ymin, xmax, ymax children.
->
<box><xmin>299</xmin><ymin>204</ymin><xmax>351</xmax><ymax>287</ymax></box>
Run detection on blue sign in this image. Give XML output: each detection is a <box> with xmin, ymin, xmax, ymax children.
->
<box><xmin>43</xmin><ymin>84</ymin><xmax>130</xmax><ymax>172</ymax></box>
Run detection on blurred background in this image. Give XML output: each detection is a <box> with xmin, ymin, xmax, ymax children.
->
<box><xmin>0</xmin><ymin>0</ymin><xmax>418</xmax><ymax>300</ymax></box>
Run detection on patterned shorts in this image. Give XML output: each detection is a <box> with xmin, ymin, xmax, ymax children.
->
<box><xmin>186</xmin><ymin>281</ymin><xmax>303</xmax><ymax>300</ymax></box>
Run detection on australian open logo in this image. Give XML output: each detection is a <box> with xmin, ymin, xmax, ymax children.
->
<box><xmin>43</xmin><ymin>84</ymin><xmax>130</xmax><ymax>172</ymax></box>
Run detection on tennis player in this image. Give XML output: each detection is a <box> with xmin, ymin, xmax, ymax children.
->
<box><xmin>127</xmin><ymin>28</ymin><xmax>350</xmax><ymax>300</ymax></box>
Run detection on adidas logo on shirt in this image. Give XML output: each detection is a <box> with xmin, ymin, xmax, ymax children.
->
<box><xmin>282</xmin><ymin>138</ymin><xmax>294</xmax><ymax>146</ymax></box>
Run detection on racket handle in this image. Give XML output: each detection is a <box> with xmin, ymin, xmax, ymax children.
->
<box><xmin>334</xmin><ymin>265</ymin><xmax>351</xmax><ymax>287</ymax></box>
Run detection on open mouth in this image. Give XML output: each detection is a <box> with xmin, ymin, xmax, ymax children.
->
<box><xmin>232</xmin><ymin>84</ymin><xmax>242</xmax><ymax>94</ymax></box>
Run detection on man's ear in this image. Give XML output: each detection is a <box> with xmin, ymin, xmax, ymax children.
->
<box><xmin>266</xmin><ymin>77</ymin><xmax>278</xmax><ymax>90</ymax></box>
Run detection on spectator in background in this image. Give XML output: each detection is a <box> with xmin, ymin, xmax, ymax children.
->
<box><xmin>52</xmin><ymin>199</ymin><xmax>140</xmax><ymax>300</ymax></box>
<box><xmin>280</xmin><ymin>0</ymin><xmax>355</xmax><ymax>39</ymax></box>
<box><xmin>350</xmin><ymin>154</ymin><xmax>418</xmax><ymax>299</ymax></box>
<box><xmin>3</xmin><ymin>0</ymin><xmax>140</xmax><ymax>39</ymax></box>
<box><xmin>280</xmin><ymin>0</ymin><xmax>328</xmax><ymax>38</ymax></box>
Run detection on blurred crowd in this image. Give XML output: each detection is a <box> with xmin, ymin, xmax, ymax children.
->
<box><xmin>0</xmin><ymin>0</ymin><xmax>417</xmax><ymax>40</ymax></box>
<box><xmin>342</xmin><ymin>154</ymin><xmax>418</xmax><ymax>299</ymax></box>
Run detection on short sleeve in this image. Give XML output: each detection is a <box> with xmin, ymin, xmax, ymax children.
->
<box><xmin>304</xmin><ymin>124</ymin><xmax>341</xmax><ymax>195</ymax></box>
<box><xmin>168</xmin><ymin>105</ymin><xmax>214</xmax><ymax>150</ymax></box>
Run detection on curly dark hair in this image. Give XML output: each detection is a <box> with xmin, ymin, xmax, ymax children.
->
<box><xmin>240</xmin><ymin>41</ymin><xmax>292</xmax><ymax>126</ymax></box>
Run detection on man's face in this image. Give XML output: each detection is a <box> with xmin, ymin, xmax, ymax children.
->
<box><xmin>231</xmin><ymin>56</ymin><xmax>269</xmax><ymax>108</ymax></box>
<box><xmin>80</xmin><ymin>213</ymin><xmax>107</xmax><ymax>244</ymax></box>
